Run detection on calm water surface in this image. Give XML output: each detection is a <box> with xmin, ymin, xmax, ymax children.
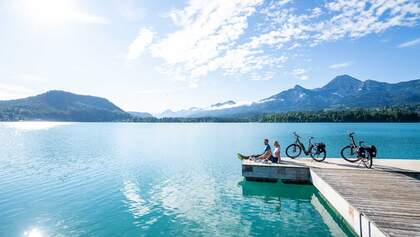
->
<box><xmin>0</xmin><ymin>122</ymin><xmax>419</xmax><ymax>236</ymax></box>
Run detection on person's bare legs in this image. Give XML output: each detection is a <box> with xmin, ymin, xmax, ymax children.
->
<box><xmin>257</xmin><ymin>152</ymin><xmax>272</xmax><ymax>160</ymax></box>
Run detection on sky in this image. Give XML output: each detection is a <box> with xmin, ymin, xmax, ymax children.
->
<box><xmin>0</xmin><ymin>0</ymin><xmax>419</xmax><ymax>114</ymax></box>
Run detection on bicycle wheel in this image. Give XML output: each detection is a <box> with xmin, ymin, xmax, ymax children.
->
<box><xmin>340</xmin><ymin>145</ymin><xmax>360</xmax><ymax>162</ymax></box>
<box><xmin>310</xmin><ymin>146</ymin><xmax>326</xmax><ymax>162</ymax></box>
<box><xmin>362</xmin><ymin>153</ymin><xmax>373</xmax><ymax>168</ymax></box>
<box><xmin>286</xmin><ymin>144</ymin><xmax>301</xmax><ymax>158</ymax></box>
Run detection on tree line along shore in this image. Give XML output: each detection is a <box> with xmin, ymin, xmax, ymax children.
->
<box><xmin>136</xmin><ymin>106</ymin><xmax>420</xmax><ymax>123</ymax></box>
<box><xmin>1</xmin><ymin>105</ymin><xmax>419</xmax><ymax>123</ymax></box>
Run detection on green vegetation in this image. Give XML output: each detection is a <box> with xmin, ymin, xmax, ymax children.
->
<box><xmin>257</xmin><ymin>106</ymin><xmax>420</xmax><ymax>123</ymax></box>
<box><xmin>0</xmin><ymin>90</ymin><xmax>418</xmax><ymax>122</ymax></box>
<box><xmin>0</xmin><ymin>90</ymin><xmax>131</xmax><ymax>122</ymax></box>
<box><xmin>132</xmin><ymin>105</ymin><xmax>420</xmax><ymax>123</ymax></box>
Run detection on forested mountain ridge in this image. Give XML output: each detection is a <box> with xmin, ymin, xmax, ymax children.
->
<box><xmin>186</xmin><ymin>75</ymin><xmax>420</xmax><ymax>118</ymax></box>
<box><xmin>0</xmin><ymin>90</ymin><xmax>131</xmax><ymax>121</ymax></box>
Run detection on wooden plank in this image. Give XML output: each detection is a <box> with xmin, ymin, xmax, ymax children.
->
<box><xmin>312</xmin><ymin>168</ymin><xmax>420</xmax><ymax>237</ymax></box>
<box><xmin>241</xmin><ymin>159</ymin><xmax>420</xmax><ymax>236</ymax></box>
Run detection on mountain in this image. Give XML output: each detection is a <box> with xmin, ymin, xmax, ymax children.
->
<box><xmin>210</xmin><ymin>100</ymin><xmax>236</xmax><ymax>108</ymax></box>
<box><xmin>128</xmin><ymin>111</ymin><xmax>154</xmax><ymax>118</ymax></box>
<box><xmin>156</xmin><ymin>100</ymin><xmax>236</xmax><ymax>118</ymax></box>
<box><xmin>157</xmin><ymin>107</ymin><xmax>202</xmax><ymax>118</ymax></box>
<box><xmin>0</xmin><ymin>90</ymin><xmax>131</xmax><ymax>121</ymax></box>
<box><xmin>176</xmin><ymin>75</ymin><xmax>420</xmax><ymax>118</ymax></box>
<box><xmin>2</xmin><ymin>75</ymin><xmax>418</xmax><ymax>121</ymax></box>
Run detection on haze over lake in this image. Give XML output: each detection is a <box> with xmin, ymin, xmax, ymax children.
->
<box><xmin>0</xmin><ymin>122</ymin><xmax>418</xmax><ymax>236</ymax></box>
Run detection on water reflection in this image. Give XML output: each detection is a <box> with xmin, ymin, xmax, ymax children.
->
<box><xmin>238</xmin><ymin>180</ymin><xmax>316</xmax><ymax>222</ymax></box>
<box><xmin>311</xmin><ymin>194</ymin><xmax>349</xmax><ymax>237</ymax></box>
<box><xmin>239</xmin><ymin>180</ymin><xmax>314</xmax><ymax>200</ymax></box>
<box><xmin>239</xmin><ymin>180</ymin><xmax>353</xmax><ymax>237</ymax></box>
<box><xmin>121</xmin><ymin>180</ymin><xmax>150</xmax><ymax>218</ymax></box>
<box><xmin>156</xmin><ymin>173</ymin><xmax>219</xmax><ymax>227</ymax></box>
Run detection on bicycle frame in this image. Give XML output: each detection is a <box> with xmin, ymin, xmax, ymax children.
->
<box><xmin>342</xmin><ymin>132</ymin><xmax>374</xmax><ymax>168</ymax></box>
<box><xmin>349</xmin><ymin>135</ymin><xmax>357</xmax><ymax>147</ymax></box>
<box><xmin>293</xmin><ymin>136</ymin><xmax>313</xmax><ymax>155</ymax></box>
<box><xmin>346</xmin><ymin>134</ymin><xmax>364</xmax><ymax>158</ymax></box>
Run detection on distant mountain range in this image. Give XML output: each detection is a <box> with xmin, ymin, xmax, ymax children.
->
<box><xmin>157</xmin><ymin>100</ymin><xmax>237</xmax><ymax>118</ymax></box>
<box><xmin>157</xmin><ymin>75</ymin><xmax>420</xmax><ymax>118</ymax></box>
<box><xmin>0</xmin><ymin>75</ymin><xmax>419</xmax><ymax>121</ymax></box>
<box><xmin>128</xmin><ymin>111</ymin><xmax>154</xmax><ymax>118</ymax></box>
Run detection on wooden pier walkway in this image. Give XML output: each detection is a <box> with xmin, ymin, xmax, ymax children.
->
<box><xmin>312</xmin><ymin>168</ymin><xmax>420</xmax><ymax>237</ymax></box>
<box><xmin>242</xmin><ymin>158</ymin><xmax>420</xmax><ymax>237</ymax></box>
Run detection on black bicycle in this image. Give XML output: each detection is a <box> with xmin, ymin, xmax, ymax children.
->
<box><xmin>340</xmin><ymin>132</ymin><xmax>376</xmax><ymax>168</ymax></box>
<box><xmin>286</xmin><ymin>132</ymin><xmax>326</xmax><ymax>162</ymax></box>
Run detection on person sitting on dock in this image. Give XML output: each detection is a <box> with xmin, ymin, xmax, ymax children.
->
<box><xmin>237</xmin><ymin>139</ymin><xmax>274</xmax><ymax>161</ymax></box>
<box><xmin>268</xmin><ymin>141</ymin><xmax>280</xmax><ymax>163</ymax></box>
<box><xmin>252</xmin><ymin>138</ymin><xmax>273</xmax><ymax>160</ymax></box>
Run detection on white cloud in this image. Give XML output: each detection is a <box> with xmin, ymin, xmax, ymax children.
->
<box><xmin>256</xmin><ymin>0</ymin><xmax>420</xmax><ymax>47</ymax></box>
<box><xmin>250</xmin><ymin>72</ymin><xmax>274</xmax><ymax>81</ymax></box>
<box><xmin>127</xmin><ymin>28</ymin><xmax>155</xmax><ymax>60</ymax></box>
<box><xmin>318</xmin><ymin>0</ymin><xmax>420</xmax><ymax>40</ymax></box>
<box><xmin>292</xmin><ymin>68</ymin><xmax>308</xmax><ymax>80</ymax></box>
<box><xmin>330</xmin><ymin>62</ymin><xmax>351</xmax><ymax>69</ymax></box>
<box><xmin>398</xmin><ymin>37</ymin><xmax>420</xmax><ymax>48</ymax></box>
<box><xmin>132</xmin><ymin>0</ymin><xmax>420</xmax><ymax>83</ymax></box>
<box><xmin>150</xmin><ymin>0</ymin><xmax>265</xmax><ymax>78</ymax></box>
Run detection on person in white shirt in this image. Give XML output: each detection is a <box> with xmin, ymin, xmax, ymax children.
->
<box><xmin>269</xmin><ymin>141</ymin><xmax>281</xmax><ymax>163</ymax></box>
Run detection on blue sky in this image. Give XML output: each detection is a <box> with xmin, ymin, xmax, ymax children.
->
<box><xmin>0</xmin><ymin>0</ymin><xmax>419</xmax><ymax>113</ymax></box>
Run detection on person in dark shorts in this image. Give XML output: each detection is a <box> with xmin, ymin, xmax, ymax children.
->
<box><xmin>268</xmin><ymin>141</ymin><xmax>280</xmax><ymax>163</ymax></box>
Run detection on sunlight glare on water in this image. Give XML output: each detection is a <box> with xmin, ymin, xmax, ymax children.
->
<box><xmin>3</xmin><ymin>121</ymin><xmax>71</xmax><ymax>131</ymax></box>
<box><xmin>23</xmin><ymin>228</ymin><xmax>43</xmax><ymax>237</ymax></box>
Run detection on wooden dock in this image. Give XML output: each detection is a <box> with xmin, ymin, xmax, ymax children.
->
<box><xmin>242</xmin><ymin>158</ymin><xmax>420</xmax><ymax>237</ymax></box>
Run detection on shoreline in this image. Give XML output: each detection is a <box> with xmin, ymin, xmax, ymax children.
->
<box><xmin>1</xmin><ymin>120</ymin><xmax>419</xmax><ymax>123</ymax></box>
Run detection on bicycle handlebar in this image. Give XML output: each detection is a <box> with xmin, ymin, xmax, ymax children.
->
<box><xmin>348</xmin><ymin>132</ymin><xmax>355</xmax><ymax>137</ymax></box>
<box><xmin>293</xmin><ymin>132</ymin><xmax>301</xmax><ymax>138</ymax></box>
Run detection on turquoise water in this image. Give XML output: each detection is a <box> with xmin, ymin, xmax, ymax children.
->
<box><xmin>0</xmin><ymin>122</ymin><xmax>418</xmax><ymax>237</ymax></box>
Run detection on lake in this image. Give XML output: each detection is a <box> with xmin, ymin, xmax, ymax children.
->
<box><xmin>0</xmin><ymin>122</ymin><xmax>419</xmax><ymax>236</ymax></box>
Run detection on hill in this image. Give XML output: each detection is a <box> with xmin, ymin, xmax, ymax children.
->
<box><xmin>0</xmin><ymin>90</ymin><xmax>131</xmax><ymax>121</ymax></box>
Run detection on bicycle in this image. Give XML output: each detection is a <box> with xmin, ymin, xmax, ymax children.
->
<box><xmin>285</xmin><ymin>132</ymin><xmax>326</xmax><ymax>162</ymax></box>
<box><xmin>340</xmin><ymin>132</ymin><xmax>376</xmax><ymax>168</ymax></box>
